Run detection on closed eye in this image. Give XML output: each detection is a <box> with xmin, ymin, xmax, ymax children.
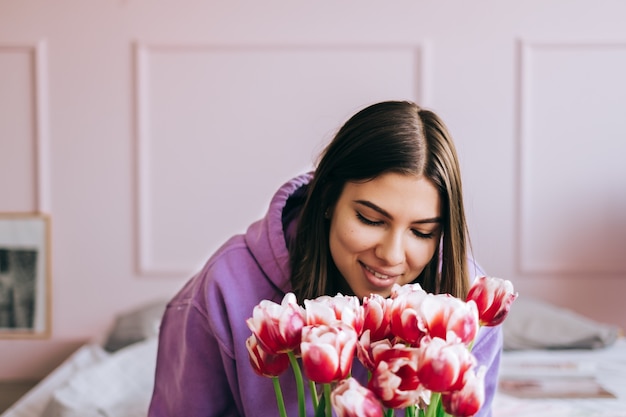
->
<box><xmin>356</xmin><ymin>212</ymin><xmax>383</xmax><ymax>226</ymax></box>
<box><xmin>412</xmin><ymin>229</ymin><xmax>435</xmax><ymax>239</ymax></box>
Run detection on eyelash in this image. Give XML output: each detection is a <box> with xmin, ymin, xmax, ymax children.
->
<box><xmin>356</xmin><ymin>212</ymin><xmax>382</xmax><ymax>226</ymax></box>
<box><xmin>355</xmin><ymin>212</ymin><xmax>435</xmax><ymax>239</ymax></box>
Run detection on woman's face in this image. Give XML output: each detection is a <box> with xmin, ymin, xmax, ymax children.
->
<box><xmin>328</xmin><ymin>172</ymin><xmax>442</xmax><ymax>299</ymax></box>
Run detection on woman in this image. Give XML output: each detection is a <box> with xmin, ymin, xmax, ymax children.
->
<box><xmin>148</xmin><ymin>101</ymin><xmax>502</xmax><ymax>417</ymax></box>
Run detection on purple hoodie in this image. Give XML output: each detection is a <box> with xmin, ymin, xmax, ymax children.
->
<box><xmin>148</xmin><ymin>173</ymin><xmax>502</xmax><ymax>417</ymax></box>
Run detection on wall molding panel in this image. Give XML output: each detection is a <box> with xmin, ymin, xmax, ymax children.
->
<box><xmin>516</xmin><ymin>39</ymin><xmax>626</xmax><ymax>276</ymax></box>
<box><xmin>133</xmin><ymin>42</ymin><xmax>426</xmax><ymax>276</ymax></box>
<box><xmin>0</xmin><ymin>41</ymin><xmax>50</xmax><ymax>213</ymax></box>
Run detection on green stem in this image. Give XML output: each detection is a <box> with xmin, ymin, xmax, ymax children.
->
<box><xmin>324</xmin><ymin>384</ymin><xmax>332</xmax><ymax>417</ymax></box>
<box><xmin>385</xmin><ymin>408</ymin><xmax>396</xmax><ymax>417</ymax></box>
<box><xmin>272</xmin><ymin>377</ymin><xmax>288</xmax><ymax>417</ymax></box>
<box><xmin>425</xmin><ymin>393</ymin><xmax>440</xmax><ymax>417</ymax></box>
<box><xmin>309</xmin><ymin>380</ymin><xmax>319</xmax><ymax>410</ymax></box>
<box><xmin>288</xmin><ymin>351</ymin><xmax>306</xmax><ymax>417</ymax></box>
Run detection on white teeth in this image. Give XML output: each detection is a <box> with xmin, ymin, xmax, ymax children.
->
<box><xmin>365</xmin><ymin>265</ymin><xmax>390</xmax><ymax>280</ymax></box>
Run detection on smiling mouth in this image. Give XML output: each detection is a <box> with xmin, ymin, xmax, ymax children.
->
<box><xmin>362</xmin><ymin>263</ymin><xmax>399</xmax><ymax>280</ymax></box>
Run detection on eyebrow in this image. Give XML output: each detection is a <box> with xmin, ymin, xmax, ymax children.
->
<box><xmin>355</xmin><ymin>200</ymin><xmax>442</xmax><ymax>224</ymax></box>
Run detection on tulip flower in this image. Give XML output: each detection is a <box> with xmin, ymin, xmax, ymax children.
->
<box><xmin>245</xmin><ymin>279</ymin><xmax>518</xmax><ymax>417</ymax></box>
<box><xmin>356</xmin><ymin>330</ymin><xmax>377</xmax><ymax>372</ymax></box>
<box><xmin>370</xmin><ymin>340</ymin><xmax>419</xmax><ymax>367</ymax></box>
<box><xmin>331</xmin><ymin>377</ymin><xmax>384</xmax><ymax>417</ymax></box>
<box><xmin>362</xmin><ymin>294</ymin><xmax>393</xmax><ymax>342</ymax></box>
<box><xmin>466</xmin><ymin>276</ymin><xmax>518</xmax><ymax>326</ymax></box>
<box><xmin>368</xmin><ymin>343</ymin><xmax>428</xmax><ymax>409</ymax></box>
<box><xmin>246</xmin><ymin>292</ymin><xmax>306</xmax><ymax>354</ymax></box>
<box><xmin>420</xmin><ymin>294</ymin><xmax>479</xmax><ymax>345</ymax></box>
<box><xmin>390</xmin><ymin>282</ymin><xmax>425</xmax><ymax>298</ymax></box>
<box><xmin>416</xmin><ymin>337</ymin><xmax>476</xmax><ymax>392</ymax></box>
<box><xmin>300</xmin><ymin>323</ymin><xmax>358</xmax><ymax>384</ymax></box>
<box><xmin>356</xmin><ymin>332</ymin><xmax>404</xmax><ymax>373</ymax></box>
<box><xmin>246</xmin><ymin>334</ymin><xmax>290</xmax><ymax>377</ymax></box>
<box><xmin>389</xmin><ymin>285</ymin><xmax>429</xmax><ymax>345</ymax></box>
<box><xmin>441</xmin><ymin>366</ymin><xmax>486</xmax><ymax>417</ymax></box>
<box><xmin>305</xmin><ymin>293</ymin><xmax>364</xmax><ymax>335</ymax></box>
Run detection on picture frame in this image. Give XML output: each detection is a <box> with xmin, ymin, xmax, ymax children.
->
<box><xmin>0</xmin><ymin>213</ymin><xmax>51</xmax><ymax>339</ymax></box>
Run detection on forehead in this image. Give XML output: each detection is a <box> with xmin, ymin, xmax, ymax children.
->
<box><xmin>339</xmin><ymin>172</ymin><xmax>442</xmax><ymax>219</ymax></box>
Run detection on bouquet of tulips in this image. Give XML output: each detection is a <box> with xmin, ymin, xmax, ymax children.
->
<box><xmin>245</xmin><ymin>276</ymin><xmax>517</xmax><ymax>417</ymax></box>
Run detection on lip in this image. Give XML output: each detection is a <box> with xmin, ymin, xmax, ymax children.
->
<box><xmin>359</xmin><ymin>261</ymin><xmax>402</xmax><ymax>289</ymax></box>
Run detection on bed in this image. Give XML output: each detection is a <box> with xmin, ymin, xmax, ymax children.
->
<box><xmin>493</xmin><ymin>338</ymin><xmax>626</xmax><ymax>417</ymax></box>
<box><xmin>2</xmin><ymin>297</ymin><xmax>624</xmax><ymax>417</ymax></box>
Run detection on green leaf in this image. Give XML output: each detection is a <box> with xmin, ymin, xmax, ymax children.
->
<box><xmin>314</xmin><ymin>393</ymin><xmax>326</xmax><ymax>417</ymax></box>
<box><xmin>435</xmin><ymin>398</ymin><xmax>448</xmax><ymax>417</ymax></box>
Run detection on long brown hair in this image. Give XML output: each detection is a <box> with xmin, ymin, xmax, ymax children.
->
<box><xmin>289</xmin><ymin>101</ymin><xmax>470</xmax><ymax>301</ymax></box>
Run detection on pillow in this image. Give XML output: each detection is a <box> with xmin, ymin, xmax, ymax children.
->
<box><xmin>502</xmin><ymin>296</ymin><xmax>621</xmax><ymax>350</ymax></box>
<box><xmin>103</xmin><ymin>299</ymin><xmax>168</xmax><ymax>352</ymax></box>
<box><xmin>41</xmin><ymin>338</ymin><xmax>158</xmax><ymax>417</ymax></box>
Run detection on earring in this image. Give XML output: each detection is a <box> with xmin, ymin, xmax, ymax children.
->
<box><xmin>324</xmin><ymin>209</ymin><xmax>330</xmax><ymax>219</ymax></box>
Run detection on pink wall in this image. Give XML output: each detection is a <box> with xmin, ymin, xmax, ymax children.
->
<box><xmin>1</xmin><ymin>1</ymin><xmax>625</xmax><ymax>380</ymax></box>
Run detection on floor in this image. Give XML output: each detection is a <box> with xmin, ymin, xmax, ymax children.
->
<box><xmin>0</xmin><ymin>380</ymin><xmax>38</xmax><ymax>413</ymax></box>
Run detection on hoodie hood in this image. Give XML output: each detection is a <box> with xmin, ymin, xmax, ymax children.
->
<box><xmin>244</xmin><ymin>172</ymin><xmax>313</xmax><ymax>293</ymax></box>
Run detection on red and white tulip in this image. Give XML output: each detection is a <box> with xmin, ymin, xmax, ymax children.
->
<box><xmin>246</xmin><ymin>292</ymin><xmax>305</xmax><ymax>354</ymax></box>
<box><xmin>300</xmin><ymin>323</ymin><xmax>358</xmax><ymax>384</ymax></box>
<box><xmin>416</xmin><ymin>337</ymin><xmax>476</xmax><ymax>392</ymax></box>
<box><xmin>245</xmin><ymin>334</ymin><xmax>290</xmax><ymax>377</ymax></box>
<box><xmin>304</xmin><ymin>293</ymin><xmax>364</xmax><ymax>335</ymax></box>
<box><xmin>389</xmin><ymin>285</ymin><xmax>429</xmax><ymax>345</ymax></box>
<box><xmin>441</xmin><ymin>366</ymin><xmax>486</xmax><ymax>417</ymax></box>
<box><xmin>368</xmin><ymin>343</ymin><xmax>428</xmax><ymax>409</ymax></box>
<box><xmin>331</xmin><ymin>377</ymin><xmax>384</xmax><ymax>417</ymax></box>
<box><xmin>362</xmin><ymin>293</ymin><xmax>393</xmax><ymax>342</ymax></box>
<box><xmin>420</xmin><ymin>294</ymin><xmax>479</xmax><ymax>345</ymax></box>
<box><xmin>467</xmin><ymin>276</ymin><xmax>518</xmax><ymax>326</ymax></box>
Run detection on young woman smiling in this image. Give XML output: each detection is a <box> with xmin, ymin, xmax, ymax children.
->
<box><xmin>149</xmin><ymin>101</ymin><xmax>502</xmax><ymax>417</ymax></box>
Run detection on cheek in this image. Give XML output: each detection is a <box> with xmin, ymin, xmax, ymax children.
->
<box><xmin>330</xmin><ymin>222</ymin><xmax>375</xmax><ymax>255</ymax></box>
<box><xmin>404</xmin><ymin>239</ymin><xmax>439</xmax><ymax>268</ymax></box>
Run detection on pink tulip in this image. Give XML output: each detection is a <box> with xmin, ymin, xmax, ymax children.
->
<box><xmin>466</xmin><ymin>276</ymin><xmax>518</xmax><ymax>326</ymax></box>
<box><xmin>416</xmin><ymin>337</ymin><xmax>476</xmax><ymax>392</ymax></box>
<box><xmin>368</xmin><ymin>343</ymin><xmax>427</xmax><ymax>409</ymax></box>
<box><xmin>331</xmin><ymin>377</ymin><xmax>384</xmax><ymax>417</ymax></box>
<box><xmin>442</xmin><ymin>366</ymin><xmax>486</xmax><ymax>417</ymax></box>
<box><xmin>389</xmin><ymin>286</ymin><xmax>429</xmax><ymax>345</ymax></box>
<box><xmin>370</xmin><ymin>340</ymin><xmax>419</xmax><ymax>366</ymax></box>
<box><xmin>362</xmin><ymin>294</ymin><xmax>393</xmax><ymax>342</ymax></box>
<box><xmin>420</xmin><ymin>294</ymin><xmax>479</xmax><ymax>345</ymax></box>
<box><xmin>300</xmin><ymin>323</ymin><xmax>358</xmax><ymax>384</ymax></box>
<box><xmin>305</xmin><ymin>293</ymin><xmax>364</xmax><ymax>335</ymax></box>
<box><xmin>245</xmin><ymin>334</ymin><xmax>290</xmax><ymax>377</ymax></box>
<box><xmin>246</xmin><ymin>292</ymin><xmax>305</xmax><ymax>354</ymax></box>
<box><xmin>390</xmin><ymin>282</ymin><xmax>426</xmax><ymax>298</ymax></box>
<box><xmin>356</xmin><ymin>330</ymin><xmax>377</xmax><ymax>372</ymax></box>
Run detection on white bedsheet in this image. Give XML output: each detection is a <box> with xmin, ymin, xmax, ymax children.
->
<box><xmin>493</xmin><ymin>338</ymin><xmax>626</xmax><ymax>417</ymax></box>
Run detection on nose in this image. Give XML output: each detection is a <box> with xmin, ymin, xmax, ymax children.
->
<box><xmin>375</xmin><ymin>231</ymin><xmax>405</xmax><ymax>266</ymax></box>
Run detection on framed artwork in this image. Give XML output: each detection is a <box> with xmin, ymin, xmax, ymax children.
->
<box><xmin>0</xmin><ymin>213</ymin><xmax>51</xmax><ymax>339</ymax></box>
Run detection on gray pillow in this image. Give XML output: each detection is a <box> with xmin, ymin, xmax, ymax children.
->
<box><xmin>502</xmin><ymin>296</ymin><xmax>620</xmax><ymax>350</ymax></box>
<box><xmin>103</xmin><ymin>299</ymin><xmax>168</xmax><ymax>352</ymax></box>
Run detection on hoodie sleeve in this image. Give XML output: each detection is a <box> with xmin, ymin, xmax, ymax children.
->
<box><xmin>467</xmin><ymin>257</ymin><xmax>504</xmax><ymax>417</ymax></box>
<box><xmin>147</xmin><ymin>277</ymin><xmax>242</xmax><ymax>417</ymax></box>
<box><xmin>472</xmin><ymin>325</ymin><xmax>503</xmax><ymax>417</ymax></box>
